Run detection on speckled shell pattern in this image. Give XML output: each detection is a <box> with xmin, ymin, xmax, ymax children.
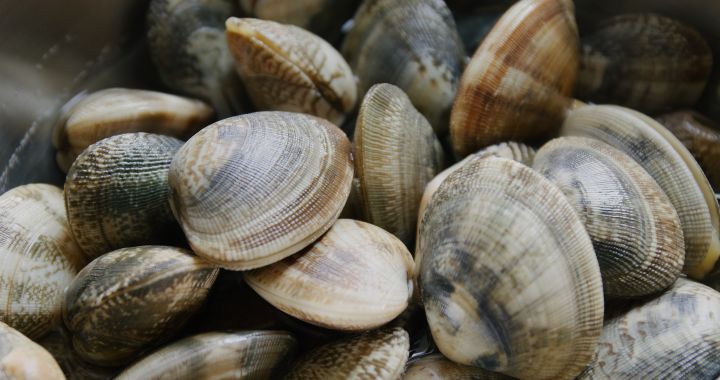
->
<box><xmin>244</xmin><ymin>219</ymin><xmax>414</xmax><ymax>331</ymax></box>
<box><xmin>168</xmin><ymin>111</ymin><xmax>354</xmax><ymax>270</ymax></box>
<box><xmin>64</xmin><ymin>133</ymin><xmax>184</xmax><ymax>259</ymax></box>
<box><xmin>354</xmin><ymin>83</ymin><xmax>444</xmax><ymax>245</ymax></box>
<box><xmin>62</xmin><ymin>245</ymin><xmax>219</xmax><ymax>366</ymax></box>
<box><xmin>578</xmin><ymin>279</ymin><xmax>720</xmax><ymax>379</ymax></box>
<box><xmin>403</xmin><ymin>354</ymin><xmax>515</xmax><ymax>380</ymax></box>
<box><xmin>342</xmin><ymin>0</ymin><xmax>466</xmax><ymax>134</ymax></box>
<box><xmin>418</xmin><ymin>157</ymin><xmax>604</xmax><ymax>380</ymax></box>
<box><xmin>449</xmin><ymin>0</ymin><xmax>578</xmax><ymax>157</ymax></box>
<box><xmin>116</xmin><ymin>331</ymin><xmax>297</xmax><ymax>380</ymax></box>
<box><xmin>0</xmin><ymin>184</ymin><xmax>86</xmax><ymax>340</ymax></box>
<box><xmin>575</xmin><ymin>14</ymin><xmax>713</xmax><ymax>114</ymax></box>
<box><xmin>0</xmin><ymin>322</ymin><xmax>65</xmax><ymax>380</ymax></box>
<box><xmin>284</xmin><ymin>327</ymin><xmax>409</xmax><ymax>380</ymax></box>
<box><xmin>225</xmin><ymin>17</ymin><xmax>357</xmax><ymax>125</ymax></box>
<box><xmin>561</xmin><ymin>105</ymin><xmax>720</xmax><ymax>280</ymax></box>
<box><xmin>533</xmin><ymin>137</ymin><xmax>684</xmax><ymax>298</ymax></box>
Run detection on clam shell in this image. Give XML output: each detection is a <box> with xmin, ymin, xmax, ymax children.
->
<box><xmin>354</xmin><ymin>83</ymin><xmax>445</xmax><ymax>245</ymax></box>
<box><xmin>0</xmin><ymin>321</ymin><xmax>65</xmax><ymax>380</ymax></box>
<box><xmin>575</xmin><ymin>13</ymin><xmax>713</xmax><ymax>114</ymax></box>
<box><xmin>225</xmin><ymin>18</ymin><xmax>356</xmax><ymax>125</ymax></box>
<box><xmin>561</xmin><ymin>104</ymin><xmax>720</xmax><ymax>279</ymax></box>
<box><xmin>342</xmin><ymin>0</ymin><xmax>466</xmax><ymax>134</ymax></box>
<box><xmin>284</xmin><ymin>327</ymin><xmax>409</xmax><ymax>380</ymax></box>
<box><xmin>533</xmin><ymin>137</ymin><xmax>685</xmax><ymax>297</ymax></box>
<box><xmin>403</xmin><ymin>354</ymin><xmax>514</xmax><ymax>380</ymax></box>
<box><xmin>52</xmin><ymin>88</ymin><xmax>213</xmax><ymax>172</ymax></box>
<box><xmin>419</xmin><ymin>156</ymin><xmax>604</xmax><ymax>379</ymax></box>
<box><xmin>38</xmin><ymin>326</ymin><xmax>120</xmax><ymax>380</ymax></box>
<box><xmin>168</xmin><ymin>112</ymin><xmax>354</xmax><ymax>270</ymax></box>
<box><xmin>244</xmin><ymin>219</ymin><xmax>414</xmax><ymax>331</ymax></box>
<box><xmin>116</xmin><ymin>331</ymin><xmax>297</xmax><ymax>380</ymax></box>
<box><xmin>0</xmin><ymin>184</ymin><xmax>86</xmax><ymax>339</ymax></box>
<box><xmin>449</xmin><ymin>0</ymin><xmax>578</xmax><ymax>157</ymax></box>
<box><xmin>62</xmin><ymin>245</ymin><xmax>219</xmax><ymax>366</ymax></box>
<box><xmin>64</xmin><ymin>133</ymin><xmax>183</xmax><ymax>259</ymax></box>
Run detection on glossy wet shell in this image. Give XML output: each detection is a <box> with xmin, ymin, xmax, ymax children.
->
<box><xmin>342</xmin><ymin>0</ymin><xmax>466</xmax><ymax>134</ymax></box>
<box><xmin>245</xmin><ymin>219</ymin><xmax>414</xmax><ymax>331</ymax></box>
<box><xmin>403</xmin><ymin>354</ymin><xmax>515</xmax><ymax>380</ymax></box>
<box><xmin>116</xmin><ymin>331</ymin><xmax>297</xmax><ymax>380</ymax></box>
<box><xmin>419</xmin><ymin>157</ymin><xmax>604</xmax><ymax>380</ymax></box>
<box><xmin>169</xmin><ymin>112</ymin><xmax>354</xmax><ymax>270</ymax></box>
<box><xmin>533</xmin><ymin>137</ymin><xmax>684</xmax><ymax>297</ymax></box>
<box><xmin>0</xmin><ymin>184</ymin><xmax>86</xmax><ymax>339</ymax></box>
<box><xmin>0</xmin><ymin>322</ymin><xmax>65</xmax><ymax>380</ymax></box>
<box><xmin>578</xmin><ymin>279</ymin><xmax>720</xmax><ymax>379</ymax></box>
<box><xmin>64</xmin><ymin>133</ymin><xmax>183</xmax><ymax>259</ymax></box>
<box><xmin>62</xmin><ymin>246</ymin><xmax>219</xmax><ymax>366</ymax></box>
<box><xmin>354</xmin><ymin>83</ymin><xmax>444</xmax><ymax>245</ymax></box>
<box><xmin>53</xmin><ymin>88</ymin><xmax>213</xmax><ymax>172</ymax></box>
<box><xmin>284</xmin><ymin>327</ymin><xmax>409</xmax><ymax>380</ymax></box>
<box><xmin>225</xmin><ymin>18</ymin><xmax>356</xmax><ymax>125</ymax></box>
<box><xmin>449</xmin><ymin>0</ymin><xmax>578</xmax><ymax>157</ymax></box>
<box><xmin>562</xmin><ymin>105</ymin><xmax>720</xmax><ymax>279</ymax></box>
<box><xmin>575</xmin><ymin>13</ymin><xmax>713</xmax><ymax>114</ymax></box>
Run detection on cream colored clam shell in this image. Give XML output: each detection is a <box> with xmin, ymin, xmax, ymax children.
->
<box><xmin>404</xmin><ymin>354</ymin><xmax>514</xmax><ymax>380</ymax></box>
<box><xmin>0</xmin><ymin>322</ymin><xmax>65</xmax><ymax>380</ymax></box>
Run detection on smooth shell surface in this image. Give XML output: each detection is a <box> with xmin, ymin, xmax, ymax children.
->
<box><xmin>245</xmin><ymin>219</ymin><xmax>414</xmax><ymax>331</ymax></box>
<box><xmin>225</xmin><ymin>18</ymin><xmax>356</xmax><ymax>125</ymax></box>
<box><xmin>562</xmin><ymin>105</ymin><xmax>720</xmax><ymax>279</ymax></box>
<box><xmin>449</xmin><ymin>0</ymin><xmax>579</xmax><ymax>157</ymax></box>
<box><xmin>169</xmin><ymin>112</ymin><xmax>353</xmax><ymax>270</ymax></box>
<box><xmin>64</xmin><ymin>133</ymin><xmax>183</xmax><ymax>259</ymax></box>
<box><xmin>403</xmin><ymin>354</ymin><xmax>514</xmax><ymax>380</ymax></box>
<box><xmin>284</xmin><ymin>327</ymin><xmax>409</xmax><ymax>380</ymax></box>
<box><xmin>0</xmin><ymin>184</ymin><xmax>86</xmax><ymax>339</ymax></box>
<box><xmin>62</xmin><ymin>246</ymin><xmax>219</xmax><ymax>366</ymax></box>
<box><xmin>116</xmin><ymin>331</ymin><xmax>297</xmax><ymax>380</ymax></box>
<box><xmin>0</xmin><ymin>322</ymin><xmax>65</xmax><ymax>380</ymax></box>
<box><xmin>419</xmin><ymin>157</ymin><xmax>604</xmax><ymax>380</ymax></box>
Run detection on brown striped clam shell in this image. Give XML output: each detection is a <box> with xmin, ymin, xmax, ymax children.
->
<box><xmin>0</xmin><ymin>321</ymin><xmax>65</xmax><ymax>380</ymax></box>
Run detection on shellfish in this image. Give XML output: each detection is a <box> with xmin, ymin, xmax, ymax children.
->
<box><xmin>0</xmin><ymin>321</ymin><xmax>65</xmax><ymax>380</ymax></box>
<box><xmin>404</xmin><ymin>354</ymin><xmax>514</xmax><ymax>380</ymax></box>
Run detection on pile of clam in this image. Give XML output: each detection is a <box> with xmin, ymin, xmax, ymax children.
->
<box><xmin>3</xmin><ymin>0</ymin><xmax>720</xmax><ymax>379</ymax></box>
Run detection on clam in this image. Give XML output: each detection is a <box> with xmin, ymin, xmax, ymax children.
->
<box><xmin>52</xmin><ymin>88</ymin><xmax>213</xmax><ymax>172</ymax></box>
<box><xmin>578</xmin><ymin>278</ymin><xmax>720</xmax><ymax>379</ymax></box>
<box><xmin>169</xmin><ymin>112</ymin><xmax>353</xmax><ymax>270</ymax></box>
<box><xmin>116</xmin><ymin>331</ymin><xmax>297</xmax><ymax>380</ymax></box>
<box><xmin>562</xmin><ymin>104</ymin><xmax>720</xmax><ymax>280</ymax></box>
<box><xmin>449</xmin><ymin>0</ymin><xmax>578</xmax><ymax>157</ymax></box>
<box><xmin>62</xmin><ymin>245</ymin><xmax>219</xmax><ymax>366</ymax></box>
<box><xmin>418</xmin><ymin>156</ymin><xmax>604</xmax><ymax>379</ymax></box>
<box><xmin>0</xmin><ymin>184</ymin><xmax>86</xmax><ymax>339</ymax></box>
<box><xmin>64</xmin><ymin>133</ymin><xmax>184</xmax><ymax>259</ymax></box>
<box><xmin>284</xmin><ymin>327</ymin><xmax>409</xmax><ymax>380</ymax></box>
<box><xmin>533</xmin><ymin>137</ymin><xmax>684</xmax><ymax>297</ymax></box>
<box><xmin>404</xmin><ymin>354</ymin><xmax>514</xmax><ymax>380</ymax></box>
<box><xmin>147</xmin><ymin>0</ymin><xmax>249</xmax><ymax>117</ymax></box>
<box><xmin>38</xmin><ymin>326</ymin><xmax>120</xmax><ymax>380</ymax></box>
<box><xmin>225</xmin><ymin>18</ymin><xmax>356</xmax><ymax>126</ymax></box>
<box><xmin>575</xmin><ymin>13</ymin><xmax>713</xmax><ymax>114</ymax></box>
<box><xmin>354</xmin><ymin>83</ymin><xmax>445</xmax><ymax>245</ymax></box>
<box><xmin>244</xmin><ymin>219</ymin><xmax>414</xmax><ymax>331</ymax></box>
<box><xmin>0</xmin><ymin>321</ymin><xmax>65</xmax><ymax>380</ymax></box>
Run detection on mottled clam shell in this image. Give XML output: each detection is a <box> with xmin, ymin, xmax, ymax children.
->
<box><xmin>168</xmin><ymin>112</ymin><xmax>354</xmax><ymax>270</ymax></box>
<box><xmin>284</xmin><ymin>327</ymin><xmax>409</xmax><ymax>380</ymax></box>
<box><xmin>449</xmin><ymin>0</ymin><xmax>578</xmax><ymax>157</ymax></box>
<box><xmin>578</xmin><ymin>278</ymin><xmax>720</xmax><ymax>379</ymax></box>
<box><xmin>0</xmin><ymin>184</ymin><xmax>86</xmax><ymax>339</ymax></box>
<box><xmin>403</xmin><ymin>354</ymin><xmax>515</xmax><ymax>380</ymax></box>
<box><xmin>419</xmin><ymin>157</ymin><xmax>604</xmax><ymax>380</ymax></box>
<box><xmin>575</xmin><ymin>13</ymin><xmax>713</xmax><ymax>114</ymax></box>
<box><xmin>116</xmin><ymin>331</ymin><xmax>297</xmax><ymax>380</ymax></box>
<box><xmin>354</xmin><ymin>83</ymin><xmax>444</xmax><ymax>245</ymax></box>
<box><xmin>342</xmin><ymin>0</ymin><xmax>466</xmax><ymax>134</ymax></box>
<box><xmin>562</xmin><ymin>105</ymin><xmax>720</xmax><ymax>279</ymax></box>
<box><xmin>0</xmin><ymin>322</ymin><xmax>65</xmax><ymax>380</ymax></box>
<box><xmin>245</xmin><ymin>219</ymin><xmax>414</xmax><ymax>331</ymax></box>
<box><xmin>64</xmin><ymin>133</ymin><xmax>184</xmax><ymax>259</ymax></box>
<box><xmin>62</xmin><ymin>246</ymin><xmax>219</xmax><ymax>366</ymax></box>
<box><xmin>533</xmin><ymin>137</ymin><xmax>684</xmax><ymax>297</ymax></box>
<box><xmin>225</xmin><ymin>18</ymin><xmax>356</xmax><ymax>126</ymax></box>
<box><xmin>52</xmin><ymin>88</ymin><xmax>213</xmax><ymax>172</ymax></box>
<box><xmin>147</xmin><ymin>0</ymin><xmax>248</xmax><ymax>117</ymax></box>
